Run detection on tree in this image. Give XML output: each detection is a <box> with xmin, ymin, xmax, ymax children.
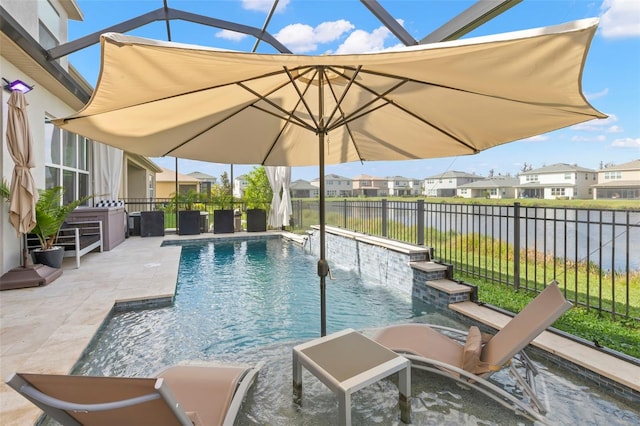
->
<box><xmin>211</xmin><ymin>171</ymin><xmax>234</xmax><ymax>209</ymax></box>
<box><xmin>243</xmin><ymin>166</ymin><xmax>272</xmax><ymax>209</ymax></box>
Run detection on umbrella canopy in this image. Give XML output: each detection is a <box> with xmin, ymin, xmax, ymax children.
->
<box><xmin>54</xmin><ymin>18</ymin><xmax>605</xmax><ymax>335</ymax></box>
<box><xmin>6</xmin><ymin>91</ymin><xmax>37</xmax><ymax>237</ymax></box>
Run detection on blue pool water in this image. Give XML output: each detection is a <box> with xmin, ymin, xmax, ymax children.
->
<box><xmin>72</xmin><ymin>237</ymin><xmax>640</xmax><ymax>425</ymax></box>
<box><xmin>74</xmin><ymin>238</ymin><xmax>437</xmax><ymax>377</ymax></box>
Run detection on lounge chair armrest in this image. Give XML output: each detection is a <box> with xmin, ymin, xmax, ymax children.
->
<box><xmin>19</xmin><ymin>382</ymin><xmax>161</xmax><ymax>412</ymax></box>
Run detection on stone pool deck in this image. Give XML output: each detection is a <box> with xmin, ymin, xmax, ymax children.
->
<box><xmin>1</xmin><ymin>231</ymin><xmax>638</xmax><ymax>425</ymax></box>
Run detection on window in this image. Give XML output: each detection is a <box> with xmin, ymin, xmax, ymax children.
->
<box><xmin>526</xmin><ymin>174</ymin><xmax>538</xmax><ymax>182</ymax></box>
<box><xmin>45</xmin><ymin>120</ymin><xmax>90</xmax><ymax>205</ymax></box>
<box><xmin>564</xmin><ymin>173</ymin><xmax>571</xmax><ymax>180</ymax></box>
<box><xmin>604</xmin><ymin>171</ymin><xmax>622</xmax><ymax>180</ymax></box>
<box><xmin>148</xmin><ymin>174</ymin><xmax>155</xmax><ymax>199</ymax></box>
<box><xmin>551</xmin><ymin>188</ymin><xmax>565</xmax><ymax>196</ymax></box>
<box><xmin>490</xmin><ymin>188</ymin><xmax>497</xmax><ymax>196</ymax></box>
<box><xmin>38</xmin><ymin>0</ymin><xmax>60</xmax><ymax>49</ymax></box>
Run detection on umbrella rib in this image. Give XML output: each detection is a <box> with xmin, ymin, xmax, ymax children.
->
<box><xmin>237</xmin><ymin>81</ymin><xmax>316</xmax><ymax>132</ymax></box>
<box><xmin>325</xmin><ymin>79</ymin><xmax>408</xmax><ymax>132</ymax></box>
<box><xmin>324</xmin><ymin>65</ymin><xmax>362</xmax><ymax>127</ymax></box>
<box><xmin>248</xmin><ymin>104</ymin><xmax>316</xmax><ymax>132</ymax></box>
<box><xmin>283</xmin><ymin>66</ymin><xmax>322</xmax><ymax>132</ymax></box>
<box><xmin>323</xmin><ymin>67</ymin><xmax>366</xmax><ymax>162</ymax></box>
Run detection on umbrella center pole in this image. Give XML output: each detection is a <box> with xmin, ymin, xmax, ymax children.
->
<box><xmin>317</xmin><ymin>69</ymin><xmax>329</xmax><ymax>337</ymax></box>
<box><xmin>318</xmin><ymin>127</ymin><xmax>328</xmax><ymax>337</ymax></box>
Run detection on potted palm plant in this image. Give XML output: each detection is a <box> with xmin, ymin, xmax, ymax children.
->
<box><xmin>213</xmin><ymin>193</ymin><xmax>235</xmax><ymax>234</ymax></box>
<box><xmin>0</xmin><ymin>179</ymin><xmax>9</xmax><ymax>201</ymax></box>
<box><xmin>174</xmin><ymin>189</ymin><xmax>202</xmax><ymax>235</ymax></box>
<box><xmin>212</xmin><ymin>171</ymin><xmax>235</xmax><ymax>234</ymax></box>
<box><xmin>243</xmin><ymin>167</ymin><xmax>272</xmax><ymax>232</ymax></box>
<box><xmin>31</xmin><ymin>186</ymin><xmax>91</xmax><ymax>268</ymax></box>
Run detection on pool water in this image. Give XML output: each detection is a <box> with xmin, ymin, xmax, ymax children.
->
<box><xmin>72</xmin><ymin>237</ymin><xmax>640</xmax><ymax>425</ymax></box>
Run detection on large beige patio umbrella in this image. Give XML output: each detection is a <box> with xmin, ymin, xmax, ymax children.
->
<box><xmin>6</xmin><ymin>91</ymin><xmax>38</xmax><ymax>266</ymax></box>
<box><xmin>54</xmin><ymin>18</ymin><xmax>605</xmax><ymax>335</ymax></box>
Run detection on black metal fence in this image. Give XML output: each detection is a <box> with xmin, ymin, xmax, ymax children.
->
<box><xmin>291</xmin><ymin>199</ymin><xmax>640</xmax><ymax>321</ymax></box>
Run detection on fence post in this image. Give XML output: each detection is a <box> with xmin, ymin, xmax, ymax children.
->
<box><xmin>417</xmin><ymin>199</ymin><xmax>424</xmax><ymax>246</ymax></box>
<box><xmin>343</xmin><ymin>199</ymin><xmax>347</xmax><ymax>229</ymax></box>
<box><xmin>513</xmin><ymin>202</ymin><xmax>521</xmax><ymax>291</ymax></box>
<box><xmin>382</xmin><ymin>199</ymin><xmax>387</xmax><ymax>237</ymax></box>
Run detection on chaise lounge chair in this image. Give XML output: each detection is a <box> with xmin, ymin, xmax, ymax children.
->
<box><xmin>373</xmin><ymin>281</ymin><xmax>572</xmax><ymax>422</ymax></box>
<box><xmin>5</xmin><ymin>362</ymin><xmax>262</xmax><ymax>426</ymax></box>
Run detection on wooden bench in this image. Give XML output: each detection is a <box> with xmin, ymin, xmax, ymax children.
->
<box><xmin>25</xmin><ymin>221</ymin><xmax>103</xmax><ymax>269</ymax></box>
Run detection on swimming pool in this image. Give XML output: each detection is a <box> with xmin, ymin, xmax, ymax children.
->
<box><xmin>72</xmin><ymin>237</ymin><xmax>639</xmax><ymax>425</ymax></box>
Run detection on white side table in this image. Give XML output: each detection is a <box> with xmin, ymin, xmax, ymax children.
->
<box><xmin>293</xmin><ymin>328</ymin><xmax>411</xmax><ymax>426</ymax></box>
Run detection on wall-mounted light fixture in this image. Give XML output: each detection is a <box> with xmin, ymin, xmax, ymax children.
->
<box><xmin>2</xmin><ymin>78</ymin><xmax>34</xmax><ymax>94</ymax></box>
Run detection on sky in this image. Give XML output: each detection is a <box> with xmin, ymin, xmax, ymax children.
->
<box><xmin>67</xmin><ymin>0</ymin><xmax>640</xmax><ymax>182</ymax></box>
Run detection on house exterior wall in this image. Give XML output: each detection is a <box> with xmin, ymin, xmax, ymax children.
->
<box><xmin>387</xmin><ymin>178</ymin><xmax>422</xmax><ymax>196</ymax></box>
<box><xmin>518</xmin><ymin>169</ymin><xmax>596</xmax><ymax>200</ymax></box>
<box><xmin>352</xmin><ymin>177</ymin><xmax>388</xmax><ymax>196</ymax></box>
<box><xmin>594</xmin><ymin>163</ymin><xmax>640</xmax><ymax>199</ymax></box>
<box><xmin>424</xmin><ymin>175</ymin><xmax>482</xmax><ymax>197</ymax></box>
<box><xmin>311</xmin><ymin>176</ymin><xmax>352</xmax><ymax>197</ymax></box>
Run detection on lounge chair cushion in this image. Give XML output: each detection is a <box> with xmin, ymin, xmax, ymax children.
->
<box><xmin>157</xmin><ymin>364</ymin><xmax>247</xmax><ymax>426</ymax></box>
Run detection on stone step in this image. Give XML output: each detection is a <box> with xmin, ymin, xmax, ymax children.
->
<box><xmin>409</xmin><ymin>261</ymin><xmax>448</xmax><ymax>273</ymax></box>
<box><xmin>426</xmin><ymin>278</ymin><xmax>473</xmax><ymax>295</ymax></box>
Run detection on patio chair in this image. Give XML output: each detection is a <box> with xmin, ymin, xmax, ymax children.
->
<box><xmin>373</xmin><ymin>281</ymin><xmax>572</xmax><ymax>422</ymax></box>
<box><xmin>5</xmin><ymin>362</ymin><xmax>262</xmax><ymax>426</ymax></box>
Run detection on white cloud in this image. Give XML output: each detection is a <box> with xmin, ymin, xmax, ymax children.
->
<box><xmin>611</xmin><ymin>137</ymin><xmax>640</xmax><ymax>148</ymax></box>
<box><xmin>607</xmin><ymin>125</ymin><xmax>624</xmax><ymax>133</ymax></box>
<box><xmin>571</xmin><ymin>135</ymin><xmax>607</xmax><ymax>142</ymax></box>
<box><xmin>522</xmin><ymin>135</ymin><xmax>549</xmax><ymax>142</ymax></box>
<box><xmin>315</xmin><ymin>20</ymin><xmax>355</xmax><ymax>43</ymax></box>
<box><xmin>275</xmin><ymin>20</ymin><xmax>354</xmax><ymax>53</ymax></box>
<box><xmin>585</xmin><ymin>88</ymin><xmax>609</xmax><ymax>100</ymax></box>
<box><xmin>600</xmin><ymin>0</ymin><xmax>640</xmax><ymax>39</ymax></box>
<box><xmin>215</xmin><ymin>30</ymin><xmax>247</xmax><ymax>42</ymax></box>
<box><xmin>571</xmin><ymin>114</ymin><xmax>617</xmax><ymax>131</ymax></box>
<box><xmin>241</xmin><ymin>0</ymin><xmax>290</xmax><ymax>13</ymax></box>
<box><xmin>334</xmin><ymin>26</ymin><xmax>392</xmax><ymax>54</ymax></box>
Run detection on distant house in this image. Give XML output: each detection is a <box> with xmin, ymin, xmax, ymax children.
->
<box><xmin>311</xmin><ymin>174</ymin><xmax>352</xmax><ymax>197</ymax></box>
<box><xmin>592</xmin><ymin>159</ymin><xmax>640</xmax><ymax>200</ymax></box>
<box><xmin>424</xmin><ymin>171</ymin><xmax>484</xmax><ymax>197</ymax></box>
<box><xmin>387</xmin><ymin>176</ymin><xmax>422</xmax><ymax>196</ymax></box>
<box><xmin>352</xmin><ymin>174</ymin><xmax>388</xmax><ymax>197</ymax></box>
<box><xmin>156</xmin><ymin>167</ymin><xmax>201</xmax><ymax>198</ymax></box>
<box><xmin>291</xmin><ymin>179</ymin><xmax>319</xmax><ymax>198</ymax></box>
<box><xmin>233</xmin><ymin>174</ymin><xmax>249</xmax><ymax>199</ymax></box>
<box><xmin>457</xmin><ymin>176</ymin><xmax>519</xmax><ymax>199</ymax></box>
<box><xmin>516</xmin><ymin>163</ymin><xmax>596</xmax><ymax>200</ymax></box>
<box><xmin>188</xmin><ymin>171</ymin><xmax>217</xmax><ymax>197</ymax></box>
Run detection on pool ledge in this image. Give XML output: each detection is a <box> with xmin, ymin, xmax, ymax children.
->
<box><xmin>450</xmin><ymin>301</ymin><xmax>640</xmax><ymax>399</ymax></box>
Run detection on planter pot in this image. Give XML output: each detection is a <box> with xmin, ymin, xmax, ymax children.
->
<box><xmin>213</xmin><ymin>209</ymin><xmax>235</xmax><ymax>234</ymax></box>
<box><xmin>31</xmin><ymin>246</ymin><xmax>65</xmax><ymax>269</ymax></box>
<box><xmin>246</xmin><ymin>209</ymin><xmax>267</xmax><ymax>232</ymax></box>
<box><xmin>140</xmin><ymin>211</ymin><xmax>165</xmax><ymax>237</ymax></box>
<box><xmin>178</xmin><ymin>210</ymin><xmax>201</xmax><ymax>235</ymax></box>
